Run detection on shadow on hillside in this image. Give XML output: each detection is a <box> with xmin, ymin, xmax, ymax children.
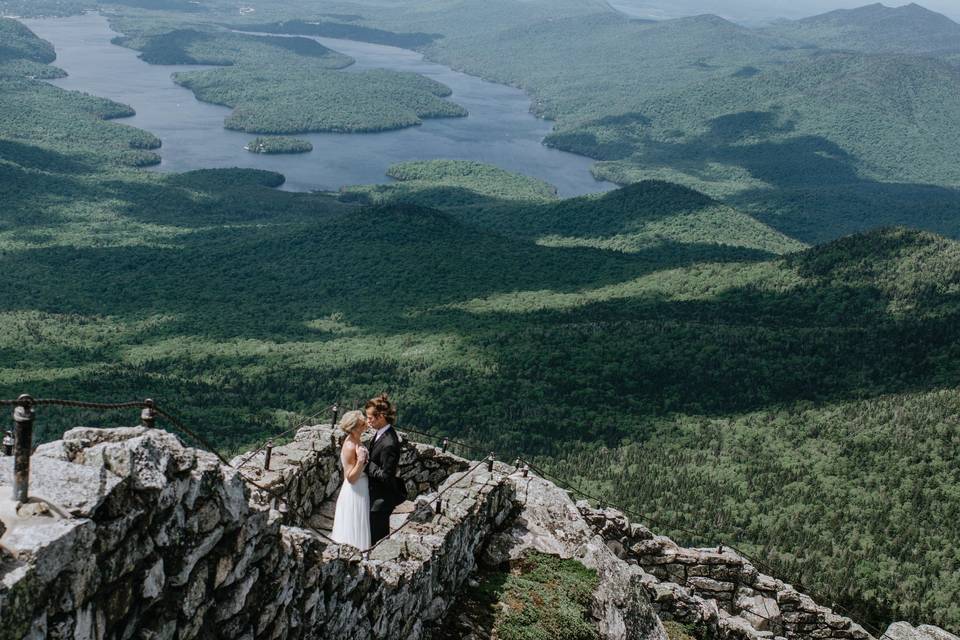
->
<box><xmin>0</xmin><ymin>162</ymin><xmax>100</xmax><ymax>228</ymax></box>
<box><xmin>398</xmin><ymin>280</ymin><xmax>960</xmax><ymax>450</ymax></box>
<box><xmin>0</xmin><ymin>139</ymin><xmax>96</xmax><ymax>175</ymax></box>
<box><xmin>341</xmin><ymin>178</ymin><xmax>774</xmax><ymax>249</ymax></box>
<box><xmin>0</xmin><ymin>213</ymin><xmax>775</xmax><ymax>334</ymax></box>
<box><xmin>10</xmin><ymin>217</ymin><xmax>960</xmax><ymax>452</ymax></box>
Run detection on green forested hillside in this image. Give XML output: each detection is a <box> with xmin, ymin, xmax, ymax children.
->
<box><xmin>407</xmin><ymin>8</ymin><xmax>960</xmax><ymax>245</ymax></box>
<box><xmin>0</xmin><ymin>16</ymin><xmax>57</xmax><ymax>62</ymax></box>
<box><xmin>764</xmin><ymin>2</ymin><xmax>960</xmax><ymax>55</ymax></box>
<box><xmin>233</xmin><ymin>18</ymin><xmax>441</xmax><ymax>49</ymax></box>
<box><xmin>0</xmin><ymin>0</ymin><xmax>90</xmax><ymax>17</ymax></box>
<box><xmin>114</xmin><ymin>28</ymin><xmax>353</xmax><ymax>66</ymax></box>
<box><xmin>546</xmin><ymin>386</ymin><xmax>960</xmax><ymax>628</ymax></box>
<box><xmin>0</xmin><ymin>15</ymin><xmax>66</xmax><ymax>77</ymax></box>
<box><xmin>342</xmin><ymin>162</ymin><xmax>803</xmax><ymax>255</ymax></box>
<box><xmin>3</xmin><ymin>7</ymin><xmax>960</xmax><ymax>633</ymax></box>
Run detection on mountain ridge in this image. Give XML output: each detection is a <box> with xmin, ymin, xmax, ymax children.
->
<box><xmin>765</xmin><ymin>1</ymin><xmax>960</xmax><ymax>54</ymax></box>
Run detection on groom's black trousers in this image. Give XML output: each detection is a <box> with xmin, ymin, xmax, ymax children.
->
<box><xmin>371</xmin><ymin>510</ymin><xmax>391</xmax><ymax>545</ymax></box>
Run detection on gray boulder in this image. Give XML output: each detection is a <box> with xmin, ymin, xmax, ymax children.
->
<box><xmin>485</xmin><ymin>474</ymin><xmax>668</xmax><ymax>640</ymax></box>
<box><xmin>885</xmin><ymin>622</ymin><xmax>960</xmax><ymax>640</ymax></box>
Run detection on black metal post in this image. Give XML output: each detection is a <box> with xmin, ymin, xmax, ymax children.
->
<box><xmin>487</xmin><ymin>453</ymin><xmax>494</xmax><ymax>473</ymax></box>
<box><xmin>441</xmin><ymin>438</ymin><xmax>449</xmax><ymax>453</ymax></box>
<box><xmin>514</xmin><ymin>457</ymin><xmax>522</xmax><ymax>470</ymax></box>
<box><xmin>264</xmin><ymin>440</ymin><xmax>274</xmax><ymax>471</ymax></box>
<box><xmin>13</xmin><ymin>394</ymin><xmax>34</xmax><ymax>504</ymax></box>
<box><xmin>521</xmin><ymin>464</ymin><xmax>529</xmax><ymax>478</ymax></box>
<box><xmin>331</xmin><ymin>403</ymin><xmax>340</xmax><ymax>427</ymax></box>
<box><xmin>435</xmin><ymin>499</ymin><xmax>442</xmax><ymax>515</ymax></box>
<box><xmin>141</xmin><ymin>398</ymin><xmax>157</xmax><ymax>429</ymax></box>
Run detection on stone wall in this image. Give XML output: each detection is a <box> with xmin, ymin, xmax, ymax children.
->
<box><xmin>2</xmin><ymin>423</ymin><xmax>948</xmax><ymax>640</ymax></box>
<box><xmin>577</xmin><ymin>503</ymin><xmax>874</xmax><ymax>640</ymax></box>
<box><xmin>0</xmin><ymin>425</ymin><xmax>509</xmax><ymax>640</ymax></box>
<box><xmin>229</xmin><ymin>425</ymin><xmax>470</xmax><ymax>530</ymax></box>
<box><xmin>480</xmin><ymin>474</ymin><xmax>668</xmax><ymax>640</ymax></box>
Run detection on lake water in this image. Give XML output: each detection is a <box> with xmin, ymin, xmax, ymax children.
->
<box><xmin>22</xmin><ymin>13</ymin><xmax>613</xmax><ymax>197</ymax></box>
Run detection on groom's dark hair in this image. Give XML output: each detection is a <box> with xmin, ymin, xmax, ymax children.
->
<box><xmin>365</xmin><ymin>393</ymin><xmax>397</xmax><ymax>425</ymax></box>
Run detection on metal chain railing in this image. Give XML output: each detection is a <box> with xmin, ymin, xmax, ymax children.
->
<box><xmin>233</xmin><ymin>402</ymin><xmax>341</xmax><ymax>470</ymax></box>
<box><xmin>361</xmin><ymin>454</ymin><xmax>494</xmax><ymax>558</ymax></box>
<box><xmin>0</xmin><ymin>394</ymin><xmax>350</xmax><ymax>551</ymax></box>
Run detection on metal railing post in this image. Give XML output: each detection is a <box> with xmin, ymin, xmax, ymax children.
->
<box><xmin>13</xmin><ymin>394</ymin><xmax>34</xmax><ymax>504</ymax></box>
<box><xmin>140</xmin><ymin>398</ymin><xmax>157</xmax><ymax>429</ymax></box>
<box><xmin>264</xmin><ymin>440</ymin><xmax>274</xmax><ymax>471</ymax></box>
<box><xmin>331</xmin><ymin>403</ymin><xmax>340</xmax><ymax>427</ymax></box>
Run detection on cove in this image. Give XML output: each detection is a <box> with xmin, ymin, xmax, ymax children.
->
<box><xmin>22</xmin><ymin>13</ymin><xmax>614</xmax><ymax>198</ymax></box>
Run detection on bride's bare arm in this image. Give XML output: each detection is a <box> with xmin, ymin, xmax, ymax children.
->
<box><xmin>345</xmin><ymin>443</ymin><xmax>367</xmax><ymax>484</ymax></box>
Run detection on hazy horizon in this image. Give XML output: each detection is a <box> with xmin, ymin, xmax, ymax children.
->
<box><xmin>609</xmin><ymin>0</ymin><xmax>960</xmax><ymax>24</ymax></box>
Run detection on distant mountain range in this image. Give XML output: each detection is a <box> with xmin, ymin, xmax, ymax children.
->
<box><xmin>765</xmin><ymin>2</ymin><xmax>960</xmax><ymax>54</ymax></box>
<box><xmin>610</xmin><ymin>0</ymin><xmax>960</xmax><ymax>26</ymax></box>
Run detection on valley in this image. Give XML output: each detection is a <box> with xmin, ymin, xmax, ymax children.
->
<box><xmin>1</xmin><ymin>0</ymin><xmax>959</xmax><ymax>632</ymax></box>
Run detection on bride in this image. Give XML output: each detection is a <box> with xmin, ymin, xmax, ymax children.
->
<box><xmin>330</xmin><ymin>410</ymin><xmax>371</xmax><ymax>550</ymax></box>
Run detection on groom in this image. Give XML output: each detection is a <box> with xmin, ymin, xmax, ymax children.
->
<box><xmin>364</xmin><ymin>395</ymin><xmax>405</xmax><ymax>545</ymax></box>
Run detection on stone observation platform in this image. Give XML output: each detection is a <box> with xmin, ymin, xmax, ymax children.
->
<box><xmin>0</xmin><ymin>424</ymin><xmax>954</xmax><ymax>640</ymax></box>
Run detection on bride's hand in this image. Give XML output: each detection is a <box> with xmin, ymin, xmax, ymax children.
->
<box><xmin>357</xmin><ymin>446</ymin><xmax>369</xmax><ymax>464</ymax></box>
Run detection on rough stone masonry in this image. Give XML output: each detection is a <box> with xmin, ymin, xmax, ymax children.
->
<box><xmin>0</xmin><ymin>425</ymin><xmax>954</xmax><ymax>640</ymax></box>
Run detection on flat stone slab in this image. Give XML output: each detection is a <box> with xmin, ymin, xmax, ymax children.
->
<box><xmin>886</xmin><ymin>623</ymin><xmax>959</xmax><ymax>640</ymax></box>
<box><xmin>0</xmin><ymin>455</ymin><xmax>121</xmax><ymax>518</ymax></box>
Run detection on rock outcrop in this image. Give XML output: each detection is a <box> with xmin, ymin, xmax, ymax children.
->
<box><xmin>0</xmin><ymin>425</ymin><xmax>661</xmax><ymax>639</ymax></box>
<box><xmin>0</xmin><ymin>425</ymin><xmax>515</xmax><ymax>640</ymax></box>
<box><xmin>482</xmin><ymin>475</ymin><xmax>667</xmax><ymax>640</ymax></box>
<box><xmin>0</xmin><ymin>424</ymin><xmax>954</xmax><ymax>640</ymax></box>
<box><xmin>884</xmin><ymin>623</ymin><xmax>960</xmax><ymax>640</ymax></box>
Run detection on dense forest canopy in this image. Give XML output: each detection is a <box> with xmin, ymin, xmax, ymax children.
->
<box><xmin>246</xmin><ymin>136</ymin><xmax>312</xmax><ymax>154</ymax></box>
<box><xmin>2</xmin><ymin>1</ymin><xmax>960</xmax><ymax>633</ymax></box>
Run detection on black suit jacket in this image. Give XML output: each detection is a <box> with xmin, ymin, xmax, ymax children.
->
<box><xmin>367</xmin><ymin>426</ymin><xmax>404</xmax><ymax>513</ymax></box>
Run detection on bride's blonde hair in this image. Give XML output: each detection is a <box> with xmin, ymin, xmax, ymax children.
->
<box><xmin>337</xmin><ymin>410</ymin><xmax>365</xmax><ymax>435</ymax></box>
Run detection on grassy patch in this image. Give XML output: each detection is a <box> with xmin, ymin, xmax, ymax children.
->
<box><xmin>440</xmin><ymin>552</ymin><xmax>599</xmax><ymax>640</ymax></box>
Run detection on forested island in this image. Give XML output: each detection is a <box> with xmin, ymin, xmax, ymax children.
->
<box><xmin>245</xmin><ymin>136</ymin><xmax>312</xmax><ymax>154</ymax></box>
<box><xmin>2</xmin><ymin>0</ymin><xmax>960</xmax><ymax>632</ymax></box>
<box><xmin>109</xmin><ymin>23</ymin><xmax>468</xmax><ymax>134</ymax></box>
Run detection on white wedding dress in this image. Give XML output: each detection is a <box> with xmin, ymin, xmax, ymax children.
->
<box><xmin>330</xmin><ymin>443</ymin><xmax>371</xmax><ymax>550</ymax></box>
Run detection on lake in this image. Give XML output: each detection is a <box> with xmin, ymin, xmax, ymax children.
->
<box><xmin>22</xmin><ymin>13</ymin><xmax>613</xmax><ymax>198</ymax></box>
